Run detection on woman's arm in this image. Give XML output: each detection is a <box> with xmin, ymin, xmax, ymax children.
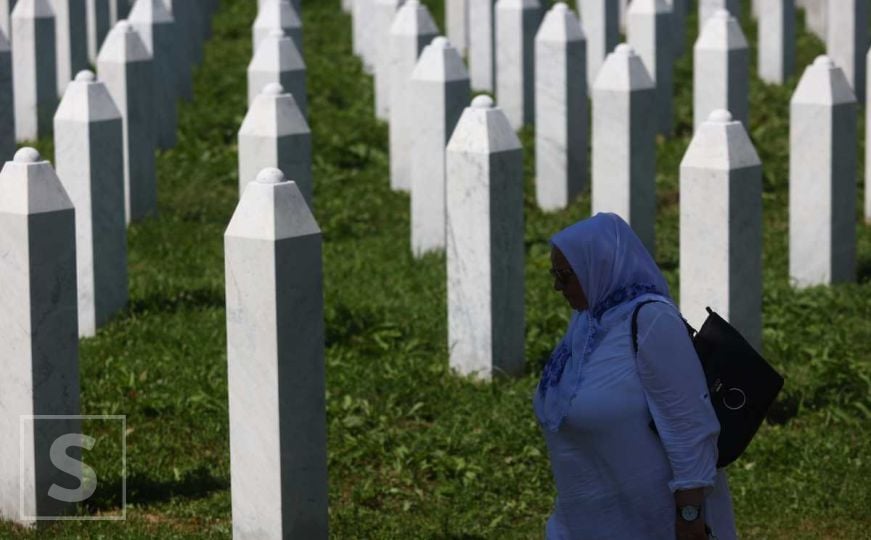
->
<box><xmin>635</xmin><ymin>304</ymin><xmax>720</xmax><ymax>538</ymax></box>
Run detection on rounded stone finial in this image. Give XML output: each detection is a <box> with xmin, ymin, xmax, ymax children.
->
<box><xmin>471</xmin><ymin>95</ymin><xmax>494</xmax><ymax>109</ymax></box>
<box><xmin>553</xmin><ymin>1</ymin><xmax>569</xmax><ymax>12</ymax></box>
<box><xmin>75</xmin><ymin>70</ymin><xmax>95</xmax><ymax>82</ymax></box>
<box><xmin>14</xmin><ymin>147</ymin><xmax>41</xmax><ymax>163</ymax></box>
<box><xmin>117</xmin><ymin>20</ymin><xmax>131</xmax><ymax>32</ymax></box>
<box><xmin>262</xmin><ymin>82</ymin><xmax>284</xmax><ymax>95</ymax></box>
<box><xmin>713</xmin><ymin>8</ymin><xmax>730</xmax><ymax>19</ymax></box>
<box><xmin>430</xmin><ymin>36</ymin><xmax>449</xmax><ymax>49</ymax></box>
<box><xmin>614</xmin><ymin>43</ymin><xmax>634</xmax><ymax>55</ymax></box>
<box><xmin>256</xmin><ymin>168</ymin><xmax>285</xmax><ymax>184</ymax></box>
<box><xmin>813</xmin><ymin>55</ymin><xmax>834</xmax><ymax>68</ymax></box>
<box><xmin>708</xmin><ymin>109</ymin><xmax>733</xmax><ymax>123</ymax></box>
<box><xmin>269</xmin><ymin>28</ymin><xmax>286</xmax><ymax>39</ymax></box>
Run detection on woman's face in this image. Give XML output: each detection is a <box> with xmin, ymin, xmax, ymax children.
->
<box><xmin>550</xmin><ymin>246</ymin><xmax>589</xmax><ymax>311</ymax></box>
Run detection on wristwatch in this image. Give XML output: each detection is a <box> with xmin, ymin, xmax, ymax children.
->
<box><xmin>677</xmin><ymin>504</ymin><xmax>702</xmax><ymax>523</ymax></box>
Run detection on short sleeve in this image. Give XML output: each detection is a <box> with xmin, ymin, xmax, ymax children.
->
<box><xmin>635</xmin><ymin>303</ymin><xmax>720</xmax><ymax>493</ymax></box>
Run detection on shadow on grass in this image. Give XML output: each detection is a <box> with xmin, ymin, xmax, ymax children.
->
<box><xmin>858</xmin><ymin>252</ymin><xmax>871</xmax><ymax>284</ymax></box>
<box><xmin>127</xmin><ymin>288</ymin><xmax>226</xmax><ymax>316</ymax></box>
<box><xmin>83</xmin><ymin>466</ymin><xmax>228</xmax><ymax>512</ymax></box>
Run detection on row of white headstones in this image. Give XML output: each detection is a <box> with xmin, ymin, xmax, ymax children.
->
<box><xmin>0</xmin><ymin>0</ymin><xmax>321</xmax><ymax>535</ymax></box>
<box><xmin>347</xmin><ymin>0</ymin><xmax>865</xmax><ymax>370</ymax></box>
<box><xmin>0</xmin><ymin>0</ymin><xmax>227</xmax><ymax>530</ymax></box>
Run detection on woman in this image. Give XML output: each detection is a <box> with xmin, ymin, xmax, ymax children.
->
<box><xmin>534</xmin><ymin>213</ymin><xmax>737</xmax><ymax>540</ymax></box>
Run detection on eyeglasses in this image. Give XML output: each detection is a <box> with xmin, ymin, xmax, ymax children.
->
<box><xmin>549</xmin><ymin>267</ymin><xmax>575</xmax><ymax>285</ymax></box>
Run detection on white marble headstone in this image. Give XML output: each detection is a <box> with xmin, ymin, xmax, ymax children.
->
<box><xmin>680</xmin><ymin>109</ymin><xmax>762</xmax><ymax>351</ymax></box>
<box><xmin>409</xmin><ymin>36</ymin><xmax>470</xmax><ymax>256</ymax></box>
<box><xmin>12</xmin><ymin>0</ymin><xmax>57</xmax><ymax>141</ymax></box>
<box><xmin>627</xmin><ymin>0</ymin><xmax>673</xmax><ymax>136</ymax></box>
<box><xmin>445</xmin><ymin>95</ymin><xmax>525</xmax><ymax>380</ymax></box>
<box><xmin>790</xmin><ymin>56</ymin><xmax>857</xmax><ymax>287</ymax></box>
<box><xmin>534</xmin><ymin>2</ymin><xmax>586</xmax><ymax>211</ymax></box>
<box><xmin>373</xmin><ymin>0</ymin><xmax>405</xmax><ymax>120</ymax></box>
<box><xmin>51</xmin><ymin>0</ymin><xmax>88</xmax><ymax>97</ymax></box>
<box><xmin>693</xmin><ymin>9</ymin><xmax>748</xmax><ymax>129</ymax></box>
<box><xmin>252</xmin><ymin>0</ymin><xmax>302</xmax><ymax>55</ymax></box>
<box><xmin>495</xmin><ymin>0</ymin><xmax>542</xmax><ymax>129</ymax></box>
<box><xmin>579</xmin><ymin>0</ymin><xmax>618</xmax><ymax>94</ymax></box>
<box><xmin>758</xmin><ymin>0</ymin><xmax>795</xmax><ymax>84</ymax></box>
<box><xmin>238</xmin><ymin>83</ymin><xmax>312</xmax><ymax>206</ymax></box>
<box><xmin>388</xmin><ymin>0</ymin><xmax>437</xmax><ymax>191</ymax></box>
<box><xmin>826</xmin><ymin>0</ymin><xmax>866</xmax><ymax>101</ymax></box>
<box><xmin>86</xmin><ymin>0</ymin><xmax>110</xmax><ymax>62</ymax></box>
<box><xmin>699</xmin><ymin>0</ymin><xmax>739</xmax><ymax>31</ymax></box>
<box><xmin>161</xmin><ymin>0</ymin><xmax>193</xmax><ymax>100</ymax></box>
<box><xmin>129</xmin><ymin>0</ymin><xmax>177</xmax><ymax>149</ymax></box>
<box><xmin>97</xmin><ymin>19</ymin><xmax>156</xmax><ymax>223</ymax></box>
<box><xmin>225</xmin><ymin>167</ymin><xmax>328</xmax><ymax>540</ymax></box>
<box><xmin>0</xmin><ymin>147</ymin><xmax>81</xmax><ymax>527</ymax></box>
<box><xmin>446</xmin><ymin>0</ymin><xmax>468</xmax><ymax>55</ymax></box>
<box><xmin>247</xmin><ymin>28</ymin><xmax>307</xmax><ymax>117</ymax></box>
<box><xmin>54</xmin><ymin>70</ymin><xmax>128</xmax><ymax>337</ymax></box>
<box><xmin>468</xmin><ymin>0</ymin><xmax>494</xmax><ymax>91</ymax></box>
<box><xmin>591</xmin><ymin>44</ymin><xmax>656</xmax><ymax>254</ymax></box>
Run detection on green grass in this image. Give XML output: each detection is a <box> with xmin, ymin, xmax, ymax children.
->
<box><xmin>3</xmin><ymin>0</ymin><xmax>870</xmax><ymax>537</ymax></box>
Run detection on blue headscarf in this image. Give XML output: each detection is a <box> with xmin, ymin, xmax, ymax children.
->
<box><xmin>534</xmin><ymin>213</ymin><xmax>673</xmax><ymax>431</ymax></box>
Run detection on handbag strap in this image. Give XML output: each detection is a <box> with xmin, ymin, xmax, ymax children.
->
<box><xmin>631</xmin><ymin>300</ymin><xmax>696</xmax><ymax>353</ymax></box>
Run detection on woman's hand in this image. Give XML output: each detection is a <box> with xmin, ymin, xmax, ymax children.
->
<box><xmin>675</xmin><ymin>518</ymin><xmax>708</xmax><ymax>539</ymax></box>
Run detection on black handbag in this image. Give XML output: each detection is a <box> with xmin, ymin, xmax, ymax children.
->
<box><xmin>631</xmin><ymin>301</ymin><xmax>785</xmax><ymax>468</ymax></box>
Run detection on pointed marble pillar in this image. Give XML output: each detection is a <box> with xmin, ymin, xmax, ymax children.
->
<box><xmin>627</xmin><ymin>0</ymin><xmax>673</xmax><ymax>136</ymax></box>
<box><xmin>252</xmin><ymin>0</ymin><xmax>302</xmax><ymax>56</ymax></box>
<box><xmin>445</xmin><ymin>95</ymin><xmax>525</xmax><ymax>380</ymax></box>
<box><xmin>248</xmin><ymin>29</ymin><xmax>307</xmax><ymax>118</ymax></box>
<box><xmin>129</xmin><ymin>0</ymin><xmax>176</xmax><ymax>149</ymax></box>
<box><xmin>579</xmin><ymin>0</ymin><xmax>618</xmax><ymax>94</ymax></box>
<box><xmin>225</xmin><ymin>167</ymin><xmax>328</xmax><ymax>540</ymax></box>
<box><xmin>468</xmin><ymin>0</ymin><xmax>494</xmax><ymax>91</ymax></box>
<box><xmin>353</xmin><ymin>0</ymin><xmax>376</xmax><ymax>73</ymax></box>
<box><xmin>446</xmin><ymin>0</ymin><xmax>467</xmax><ymax>56</ymax></box>
<box><xmin>680</xmin><ymin>109</ymin><xmax>762</xmax><ymax>351</ymax></box>
<box><xmin>12</xmin><ymin>0</ymin><xmax>56</xmax><ymax>142</ymax></box>
<box><xmin>694</xmin><ymin>9</ymin><xmax>748</xmax><ymax>129</ymax></box>
<box><xmin>0</xmin><ymin>147</ymin><xmax>80</xmax><ymax>527</ymax></box>
<box><xmin>0</xmin><ymin>0</ymin><xmax>17</xmax><ymax>38</ymax></box>
<box><xmin>373</xmin><ymin>0</ymin><xmax>404</xmax><ymax>120</ymax></box>
<box><xmin>535</xmin><ymin>2</ymin><xmax>586</xmax><ymax>211</ymax></box>
<box><xmin>0</xmin><ymin>29</ymin><xmax>13</xmax><ymax>160</ymax></box>
<box><xmin>802</xmin><ymin>0</ymin><xmax>827</xmax><ymax>41</ymax></box>
<box><xmin>494</xmin><ymin>0</ymin><xmax>541</xmax><ymax>129</ymax></box>
<box><xmin>388</xmin><ymin>0</ymin><xmax>437</xmax><ymax>192</ymax></box>
<box><xmin>86</xmin><ymin>0</ymin><xmax>110</xmax><ymax>63</ymax></box>
<box><xmin>790</xmin><ymin>56</ymin><xmax>857</xmax><ymax>287</ymax></box>
<box><xmin>54</xmin><ymin>70</ymin><xmax>127</xmax><ymax>337</ymax></box>
<box><xmin>51</xmin><ymin>0</ymin><xmax>88</xmax><ymax>96</ymax></box>
<box><xmin>826</xmin><ymin>0</ymin><xmax>866</xmax><ymax>101</ymax></box>
<box><xmin>591</xmin><ymin>44</ymin><xmax>656</xmax><ymax>254</ymax></box>
<box><xmin>97</xmin><ymin>20</ymin><xmax>156</xmax><ymax>223</ymax></box>
<box><xmin>161</xmin><ymin>0</ymin><xmax>192</xmax><ymax>100</ymax></box>
<box><xmin>699</xmin><ymin>0</ymin><xmax>739</xmax><ymax>31</ymax></box>
<box><xmin>238</xmin><ymin>83</ymin><xmax>312</xmax><ymax>206</ymax></box>
<box><xmin>409</xmin><ymin>36</ymin><xmax>470</xmax><ymax>256</ymax></box>
<box><xmin>666</xmin><ymin>0</ymin><xmax>686</xmax><ymax>57</ymax></box>
<box><xmin>758</xmin><ymin>0</ymin><xmax>795</xmax><ymax>84</ymax></box>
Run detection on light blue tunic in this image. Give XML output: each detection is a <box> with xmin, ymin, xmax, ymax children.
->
<box><xmin>541</xmin><ymin>301</ymin><xmax>737</xmax><ymax>540</ymax></box>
